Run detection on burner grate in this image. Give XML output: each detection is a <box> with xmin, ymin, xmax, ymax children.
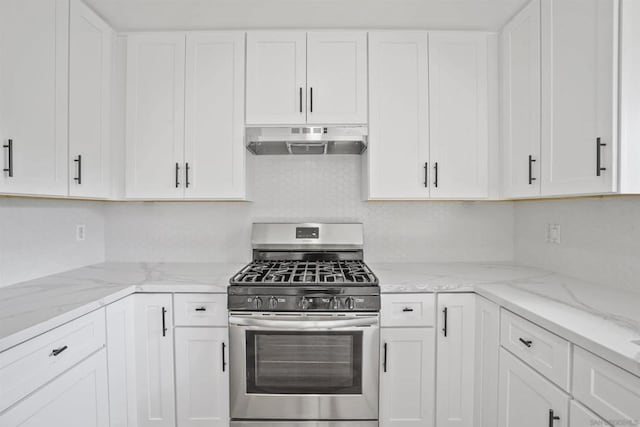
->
<box><xmin>231</xmin><ymin>260</ymin><xmax>378</xmax><ymax>285</ymax></box>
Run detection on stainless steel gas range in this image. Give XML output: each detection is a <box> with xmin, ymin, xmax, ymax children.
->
<box><xmin>228</xmin><ymin>223</ymin><xmax>380</xmax><ymax>427</ymax></box>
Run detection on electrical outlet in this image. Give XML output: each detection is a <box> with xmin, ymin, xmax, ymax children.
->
<box><xmin>76</xmin><ymin>225</ymin><xmax>86</xmax><ymax>241</ymax></box>
<box><xmin>545</xmin><ymin>223</ymin><xmax>561</xmax><ymax>244</ymax></box>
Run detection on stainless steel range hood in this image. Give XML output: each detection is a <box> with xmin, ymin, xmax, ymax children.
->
<box><xmin>245</xmin><ymin>126</ymin><xmax>368</xmax><ymax>155</ymax></box>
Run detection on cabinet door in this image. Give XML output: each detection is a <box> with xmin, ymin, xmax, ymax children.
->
<box><xmin>184</xmin><ymin>32</ymin><xmax>245</xmax><ymax>199</ymax></box>
<box><xmin>367</xmin><ymin>32</ymin><xmax>430</xmax><ymax>200</ymax></box>
<box><xmin>0</xmin><ymin>0</ymin><xmax>68</xmax><ymax>196</ymax></box>
<box><xmin>69</xmin><ymin>0</ymin><xmax>112</xmax><ymax>199</ymax></box>
<box><xmin>502</xmin><ymin>0</ymin><xmax>542</xmax><ymax>198</ymax></box>
<box><xmin>498</xmin><ymin>348</ymin><xmax>569</xmax><ymax>427</ymax></box>
<box><xmin>0</xmin><ymin>349</ymin><xmax>109</xmax><ymax>427</ymax></box>
<box><xmin>474</xmin><ymin>296</ymin><xmax>500</xmax><ymax>427</ymax></box>
<box><xmin>569</xmin><ymin>400</ymin><xmax>612</xmax><ymax>427</ymax></box>
<box><xmin>540</xmin><ymin>0</ymin><xmax>618</xmax><ymax>196</ymax></box>
<box><xmin>246</xmin><ymin>31</ymin><xmax>306</xmax><ymax>125</ymax></box>
<box><xmin>126</xmin><ymin>34</ymin><xmax>185</xmax><ymax>199</ymax></box>
<box><xmin>306</xmin><ymin>32</ymin><xmax>367</xmax><ymax>124</ymax></box>
<box><xmin>106</xmin><ymin>296</ymin><xmax>137</xmax><ymax>427</ymax></box>
<box><xmin>436</xmin><ymin>293</ymin><xmax>476</xmax><ymax>427</ymax></box>
<box><xmin>380</xmin><ymin>328</ymin><xmax>435</xmax><ymax>427</ymax></box>
<box><xmin>429</xmin><ymin>32</ymin><xmax>490</xmax><ymax>199</ymax></box>
<box><xmin>175</xmin><ymin>328</ymin><xmax>229</xmax><ymax>427</ymax></box>
<box><xmin>133</xmin><ymin>294</ymin><xmax>175</xmax><ymax>427</ymax></box>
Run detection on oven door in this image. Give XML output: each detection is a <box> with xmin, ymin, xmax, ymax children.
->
<box><xmin>229</xmin><ymin>313</ymin><xmax>379</xmax><ymax>421</ymax></box>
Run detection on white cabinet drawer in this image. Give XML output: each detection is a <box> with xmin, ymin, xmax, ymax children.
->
<box><xmin>381</xmin><ymin>294</ymin><xmax>435</xmax><ymax>327</ymax></box>
<box><xmin>174</xmin><ymin>293</ymin><xmax>227</xmax><ymax>327</ymax></box>
<box><xmin>0</xmin><ymin>308</ymin><xmax>106</xmax><ymax>412</ymax></box>
<box><xmin>500</xmin><ymin>309</ymin><xmax>571</xmax><ymax>390</ymax></box>
<box><xmin>573</xmin><ymin>346</ymin><xmax>640</xmax><ymax>425</ymax></box>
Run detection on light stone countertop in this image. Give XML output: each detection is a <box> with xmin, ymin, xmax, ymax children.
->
<box><xmin>0</xmin><ymin>262</ymin><xmax>244</xmax><ymax>353</ymax></box>
<box><xmin>1</xmin><ymin>261</ymin><xmax>639</xmax><ymax>378</ymax></box>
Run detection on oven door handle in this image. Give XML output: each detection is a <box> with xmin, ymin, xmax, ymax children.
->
<box><xmin>228</xmin><ymin>316</ymin><xmax>379</xmax><ymax>329</ymax></box>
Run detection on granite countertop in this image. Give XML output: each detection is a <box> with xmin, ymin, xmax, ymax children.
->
<box><xmin>0</xmin><ymin>262</ymin><xmax>244</xmax><ymax>353</ymax></box>
<box><xmin>1</xmin><ymin>261</ymin><xmax>639</xmax><ymax>378</ymax></box>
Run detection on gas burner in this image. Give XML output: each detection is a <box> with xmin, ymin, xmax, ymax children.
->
<box><xmin>231</xmin><ymin>260</ymin><xmax>378</xmax><ymax>286</ymax></box>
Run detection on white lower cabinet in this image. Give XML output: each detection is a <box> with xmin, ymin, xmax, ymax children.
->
<box><xmin>570</xmin><ymin>400</ymin><xmax>611</xmax><ymax>427</ymax></box>
<box><xmin>133</xmin><ymin>294</ymin><xmax>176</xmax><ymax>427</ymax></box>
<box><xmin>379</xmin><ymin>328</ymin><xmax>435</xmax><ymax>426</ymax></box>
<box><xmin>175</xmin><ymin>327</ymin><xmax>229</xmax><ymax>427</ymax></box>
<box><xmin>436</xmin><ymin>293</ymin><xmax>476</xmax><ymax>427</ymax></box>
<box><xmin>473</xmin><ymin>296</ymin><xmax>500</xmax><ymax>427</ymax></box>
<box><xmin>0</xmin><ymin>349</ymin><xmax>109</xmax><ymax>427</ymax></box>
<box><xmin>498</xmin><ymin>348</ymin><xmax>569</xmax><ymax>427</ymax></box>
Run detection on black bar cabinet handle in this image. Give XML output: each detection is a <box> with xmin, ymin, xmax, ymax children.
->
<box><xmin>442</xmin><ymin>307</ymin><xmax>448</xmax><ymax>337</ymax></box>
<box><xmin>519</xmin><ymin>338</ymin><xmax>533</xmax><ymax>348</ymax></box>
<box><xmin>548</xmin><ymin>409</ymin><xmax>560</xmax><ymax>427</ymax></box>
<box><xmin>596</xmin><ymin>137</ymin><xmax>607</xmax><ymax>176</ymax></box>
<box><xmin>175</xmin><ymin>163</ymin><xmax>180</xmax><ymax>188</ymax></box>
<box><xmin>299</xmin><ymin>87</ymin><xmax>303</xmax><ymax>113</ymax></box>
<box><xmin>528</xmin><ymin>155</ymin><xmax>536</xmax><ymax>185</ymax></box>
<box><xmin>50</xmin><ymin>345</ymin><xmax>68</xmax><ymax>357</ymax></box>
<box><xmin>185</xmin><ymin>162</ymin><xmax>190</xmax><ymax>188</ymax></box>
<box><xmin>162</xmin><ymin>307</ymin><xmax>167</xmax><ymax>337</ymax></box>
<box><xmin>383</xmin><ymin>343</ymin><xmax>388</xmax><ymax>372</ymax></box>
<box><xmin>195</xmin><ymin>307</ymin><xmax>206</xmax><ymax>312</ymax></box>
<box><xmin>310</xmin><ymin>87</ymin><xmax>313</xmax><ymax>113</ymax></box>
<box><xmin>402</xmin><ymin>307</ymin><xmax>414</xmax><ymax>312</ymax></box>
<box><xmin>434</xmin><ymin>162</ymin><xmax>439</xmax><ymax>188</ymax></box>
<box><xmin>3</xmin><ymin>139</ymin><xmax>13</xmax><ymax>177</ymax></box>
<box><xmin>424</xmin><ymin>162</ymin><xmax>428</xmax><ymax>188</ymax></box>
<box><xmin>74</xmin><ymin>155</ymin><xmax>82</xmax><ymax>184</ymax></box>
<box><xmin>222</xmin><ymin>342</ymin><xmax>227</xmax><ymax>372</ymax></box>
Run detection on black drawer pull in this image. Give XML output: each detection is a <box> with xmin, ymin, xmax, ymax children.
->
<box><xmin>442</xmin><ymin>307</ymin><xmax>448</xmax><ymax>337</ymax></box>
<box><xmin>74</xmin><ymin>155</ymin><xmax>82</xmax><ymax>185</ymax></box>
<box><xmin>50</xmin><ymin>345</ymin><xmax>68</xmax><ymax>357</ymax></box>
<box><xmin>596</xmin><ymin>137</ymin><xmax>607</xmax><ymax>176</ymax></box>
<box><xmin>528</xmin><ymin>155</ymin><xmax>536</xmax><ymax>185</ymax></box>
<box><xmin>519</xmin><ymin>338</ymin><xmax>533</xmax><ymax>348</ymax></box>
<box><xmin>162</xmin><ymin>307</ymin><xmax>168</xmax><ymax>337</ymax></box>
<box><xmin>222</xmin><ymin>342</ymin><xmax>227</xmax><ymax>372</ymax></box>
<box><xmin>3</xmin><ymin>139</ymin><xmax>13</xmax><ymax>177</ymax></box>
<box><xmin>424</xmin><ymin>162</ymin><xmax>428</xmax><ymax>188</ymax></box>
<box><xmin>402</xmin><ymin>307</ymin><xmax>414</xmax><ymax>312</ymax></box>
<box><xmin>383</xmin><ymin>342</ymin><xmax>388</xmax><ymax>373</ymax></box>
<box><xmin>195</xmin><ymin>307</ymin><xmax>207</xmax><ymax>312</ymax></box>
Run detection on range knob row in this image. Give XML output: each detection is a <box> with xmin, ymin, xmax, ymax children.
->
<box><xmin>254</xmin><ymin>296</ymin><xmax>279</xmax><ymax>310</ymax></box>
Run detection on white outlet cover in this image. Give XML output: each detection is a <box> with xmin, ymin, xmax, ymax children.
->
<box><xmin>548</xmin><ymin>224</ymin><xmax>561</xmax><ymax>244</ymax></box>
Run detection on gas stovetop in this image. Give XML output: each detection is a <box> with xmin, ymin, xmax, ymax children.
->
<box><xmin>230</xmin><ymin>260</ymin><xmax>378</xmax><ymax>286</ymax></box>
<box><xmin>228</xmin><ymin>223</ymin><xmax>380</xmax><ymax>312</ymax></box>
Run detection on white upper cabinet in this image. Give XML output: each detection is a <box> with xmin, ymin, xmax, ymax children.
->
<box><xmin>0</xmin><ymin>0</ymin><xmax>69</xmax><ymax>196</ymax></box>
<box><xmin>246</xmin><ymin>31</ymin><xmax>367</xmax><ymax>125</ymax></box>
<box><xmin>540</xmin><ymin>0</ymin><xmax>618</xmax><ymax>196</ymax></box>
<box><xmin>367</xmin><ymin>32</ymin><xmax>430</xmax><ymax>200</ymax></box>
<box><xmin>246</xmin><ymin>32</ymin><xmax>307</xmax><ymax>125</ymax></box>
<box><xmin>184</xmin><ymin>32</ymin><xmax>245</xmax><ymax>199</ymax></box>
<box><xmin>428</xmin><ymin>32</ymin><xmax>491</xmax><ymax>199</ymax></box>
<box><xmin>436</xmin><ymin>293</ymin><xmax>476</xmax><ymax>427</ymax></box>
<box><xmin>306</xmin><ymin>32</ymin><xmax>368</xmax><ymax>124</ymax></box>
<box><xmin>126</xmin><ymin>33</ymin><xmax>186</xmax><ymax>199</ymax></box>
<box><xmin>69</xmin><ymin>0</ymin><xmax>113</xmax><ymax>199</ymax></box>
<box><xmin>501</xmin><ymin>0</ymin><xmax>542</xmax><ymax>198</ymax></box>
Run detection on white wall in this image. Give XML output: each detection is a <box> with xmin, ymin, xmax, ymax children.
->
<box><xmin>514</xmin><ymin>197</ymin><xmax>640</xmax><ymax>292</ymax></box>
<box><xmin>105</xmin><ymin>156</ymin><xmax>515</xmax><ymax>263</ymax></box>
<box><xmin>0</xmin><ymin>197</ymin><xmax>106</xmax><ymax>287</ymax></box>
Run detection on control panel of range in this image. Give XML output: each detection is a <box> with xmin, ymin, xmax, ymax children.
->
<box><xmin>227</xmin><ymin>294</ymin><xmax>380</xmax><ymax>312</ymax></box>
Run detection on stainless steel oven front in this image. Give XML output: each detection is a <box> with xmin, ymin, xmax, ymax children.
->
<box><xmin>229</xmin><ymin>312</ymin><xmax>380</xmax><ymax>422</ymax></box>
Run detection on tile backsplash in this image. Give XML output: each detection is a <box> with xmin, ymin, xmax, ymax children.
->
<box><xmin>105</xmin><ymin>156</ymin><xmax>515</xmax><ymax>263</ymax></box>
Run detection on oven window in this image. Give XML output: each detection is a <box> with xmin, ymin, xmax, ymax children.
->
<box><xmin>246</xmin><ymin>331</ymin><xmax>363</xmax><ymax>394</ymax></box>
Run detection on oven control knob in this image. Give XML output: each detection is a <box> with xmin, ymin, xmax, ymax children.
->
<box><xmin>255</xmin><ymin>296</ymin><xmax>263</xmax><ymax>310</ymax></box>
<box><xmin>269</xmin><ymin>296</ymin><xmax>278</xmax><ymax>310</ymax></box>
<box><xmin>299</xmin><ymin>297</ymin><xmax>311</xmax><ymax>310</ymax></box>
<box><xmin>330</xmin><ymin>297</ymin><xmax>340</xmax><ymax>310</ymax></box>
<box><xmin>345</xmin><ymin>297</ymin><xmax>355</xmax><ymax>310</ymax></box>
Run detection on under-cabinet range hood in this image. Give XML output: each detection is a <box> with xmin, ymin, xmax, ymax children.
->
<box><xmin>245</xmin><ymin>126</ymin><xmax>368</xmax><ymax>155</ymax></box>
